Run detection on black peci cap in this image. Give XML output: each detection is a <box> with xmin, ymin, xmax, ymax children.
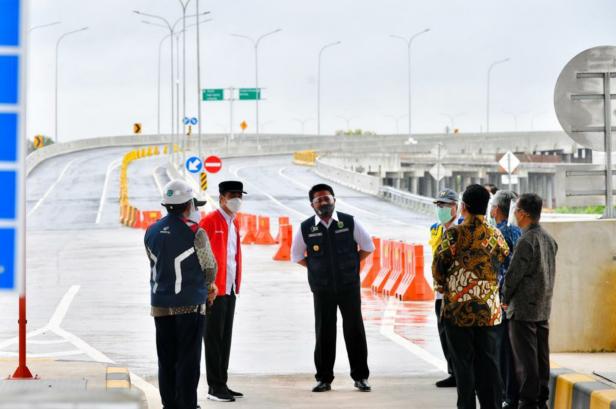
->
<box><xmin>219</xmin><ymin>180</ymin><xmax>247</xmax><ymax>195</ymax></box>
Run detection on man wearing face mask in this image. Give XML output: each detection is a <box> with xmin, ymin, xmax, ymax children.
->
<box><xmin>432</xmin><ymin>184</ymin><xmax>510</xmax><ymax>409</ymax></box>
<box><xmin>144</xmin><ymin>179</ymin><xmax>218</xmax><ymax>409</ymax></box>
<box><xmin>502</xmin><ymin>194</ymin><xmax>558</xmax><ymax>409</ymax></box>
<box><xmin>291</xmin><ymin>183</ymin><xmax>375</xmax><ymax>393</ymax></box>
<box><xmin>199</xmin><ymin>181</ymin><xmax>246</xmax><ymax>402</ymax></box>
<box><xmin>489</xmin><ymin>190</ymin><xmax>522</xmax><ymax>408</ymax></box>
<box><xmin>429</xmin><ymin>188</ymin><xmax>460</xmax><ymax>388</ymax></box>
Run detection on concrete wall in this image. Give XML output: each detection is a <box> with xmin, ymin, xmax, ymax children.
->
<box><xmin>544</xmin><ymin>219</ymin><xmax>616</xmax><ymax>352</ymax></box>
<box><xmin>314</xmin><ymin>158</ymin><xmax>382</xmax><ymax>195</ymax></box>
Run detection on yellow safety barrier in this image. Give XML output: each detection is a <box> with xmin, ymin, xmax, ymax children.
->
<box><xmin>293</xmin><ymin>150</ymin><xmax>318</xmax><ymax>166</ymax></box>
<box><xmin>118</xmin><ymin>146</ymin><xmax>165</xmax><ymax>229</ymax></box>
<box><xmin>548</xmin><ymin>368</ymin><xmax>616</xmax><ymax>409</ymax></box>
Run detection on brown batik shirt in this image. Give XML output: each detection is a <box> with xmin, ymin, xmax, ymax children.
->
<box><xmin>432</xmin><ymin>214</ymin><xmax>510</xmax><ymax>327</ymax></box>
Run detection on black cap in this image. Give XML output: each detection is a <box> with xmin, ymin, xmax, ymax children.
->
<box><xmin>219</xmin><ymin>180</ymin><xmax>247</xmax><ymax>195</ymax></box>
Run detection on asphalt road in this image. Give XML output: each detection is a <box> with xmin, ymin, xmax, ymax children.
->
<box><xmin>0</xmin><ymin>147</ymin><xmax>453</xmax><ymax>408</ymax></box>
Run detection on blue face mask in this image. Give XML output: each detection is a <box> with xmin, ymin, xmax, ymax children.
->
<box><xmin>436</xmin><ymin>206</ymin><xmax>454</xmax><ymax>225</ymax></box>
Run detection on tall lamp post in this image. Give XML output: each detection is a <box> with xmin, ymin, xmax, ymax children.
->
<box><xmin>293</xmin><ymin>118</ymin><xmax>313</xmax><ymax>135</ymax></box>
<box><xmin>55</xmin><ymin>27</ymin><xmax>88</xmax><ymax>143</ymax></box>
<box><xmin>317</xmin><ymin>41</ymin><xmax>341</xmax><ymax>135</ymax></box>
<box><xmin>136</xmin><ymin>10</ymin><xmax>208</xmax><ymax>162</ymax></box>
<box><xmin>390</xmin><ymin>28</ymin><xmax>430</xmax><ymax>140</ymax></box>
<box><xmin>385</xmin><ymin>114</ymin><xmax>407</xmax><ymax>134</ymax></box>
<box><xmin>486</xmin><ymin>58</ymin><xmax>510</xmax><ymax>133</ymax></box>
<box><xmin>230</xmin><ymin>29</ymin><xmax>282</xmax><ymax>144</ymax></box>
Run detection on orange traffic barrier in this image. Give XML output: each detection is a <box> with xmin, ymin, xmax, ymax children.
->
<box><xmin>371</xmin><ymin>240</ymin><xmax>393</xmax><ymax>294</ymax></box>
<box><xmin>383</xmin><ymin>241</ymin><xmax>405</xmax><ymax>296</ymax></box>
<box><xmin>396</xmin><ymin>244</ymin><xmax>433</xmax><ymax>301</ymax></box>
<box><xmin>141</xmin><ymin>210</ymin><xmax>162</xmax><ymax>230</ymax></box>
<box><xmin>275</xmin><ymin>216</ymin><xmax>290</xmax><ymax>243</ymax></box>
<box><xmin>241</xmin><ymin>214</ymin><xmax>258</xmax><ymax>244</ymax></box>
<box><xmin>273</xmin><ymin>224</ymin><xmax>293</xmax><ymax>261</ymax></box>
<box><xmin>360</xmin><ymin>237</ymin><xmax>381</xmax><ymax>288</ymax></box>
<box><xmin>255</xmin><ymin>216</ymin><xmax>276</xmax><ymax>245</ymax></box>
<box><xmin>236</xmin><ymin>212</ymin><xmax>247</xmax><ymax>236</ymax></box>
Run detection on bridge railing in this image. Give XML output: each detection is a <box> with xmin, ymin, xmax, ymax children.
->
<box><xmin>379</xmin><ymin>186</ymin><xmax>435</xmax><ymax>216</ymax></box>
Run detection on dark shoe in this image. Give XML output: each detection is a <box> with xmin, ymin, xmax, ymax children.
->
<box><xmin>227</xmin><ymin>388</ymin><xmax>244</xmax><ymax>398</ymax></box>
<box><xmin>207</xmin><ymin>390</ymin><xmax>236</xmax><ymax>402</ymax></box>
<box><xmin>435</xmin><ymin>375</ymin><xmax>456</xmax><ymax>387</ymax></box>
<box><xmin>312</xmin><ymin>381</ymin><xmax>331</xmax><ymax>392</ymax></box>
<box><xmin>503</xmin><ymin>401</ymin><xmax>518</xmax><ymax>409</ymax></box>
<box><xmin>354</xmin><ymin>379</ymin><xmax>371</xmax><ymax>392</ymax></box>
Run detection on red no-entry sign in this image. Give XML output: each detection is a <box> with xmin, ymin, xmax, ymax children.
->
<box><xmin>204</xmin><ymin>155</ymin><xmax>223</xmax><ymax>173</ymax></box>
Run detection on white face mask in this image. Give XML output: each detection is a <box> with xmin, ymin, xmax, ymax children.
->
<box><xmin>188</xmin><ymin>201</ymin><xmax>202</xmax><ymax>224</ymax></box>
<box><xmin>226</xmin><ymin>198</ymin><xmax>242</xmax><ymax>214</ymax></box>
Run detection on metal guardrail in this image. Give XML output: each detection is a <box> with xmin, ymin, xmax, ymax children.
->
<box><xmin>379</xmin><ymin>186</ymin><xmax>435</xmax><ymax>216</ymax></box>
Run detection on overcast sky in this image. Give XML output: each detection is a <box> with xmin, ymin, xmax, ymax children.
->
<box><xmin>27</xmin><ymin>0</ymin><xmax>616</xmax><ymax>141</ymax></box>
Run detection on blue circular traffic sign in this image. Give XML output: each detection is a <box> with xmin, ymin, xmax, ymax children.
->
<box><xmin>185</xmin><ymin>156</ymin><xmax>203</xmax><ymax>173</ymax></box>
<box><xmin>190</xmin><ymin>117</ymin><xmax>198</xmax><ymax>125</ymax></box>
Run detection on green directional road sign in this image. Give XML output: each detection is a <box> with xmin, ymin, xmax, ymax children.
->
<box><xmin>239</xmin><ymin>88</ymin><xmax>261</xmax><ymax>100</ymax></box>
<box><xmin>202</xmin><ymin>88</ymin><xmax>224</xmax><ymax>101</ymax></box>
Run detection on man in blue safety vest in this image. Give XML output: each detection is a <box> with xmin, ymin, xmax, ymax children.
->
<box><xmin>291</xmin><ymin>183</ymin><xmax>375</xmax><ymax>393</ymax></box>
<box><xmin>145</xmin><ymin>179</ymin><xmax>218</xmax><ymax>409</ymax></box>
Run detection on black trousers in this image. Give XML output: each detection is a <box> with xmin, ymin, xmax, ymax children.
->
<box><xmin>445</xmin><ymin>320</ymin><xmax>503</xmax><ymax>409</ymax></box>
<box><xmin>155</xmin><ymin>312</ymin><xmax>205</xmax><ymax>409</ymax></box>
<box><xmin>204</xmin><ymin>292</ymin><xmax>236</xmax><ymax>393</ymax></box>
<box><xmin>509</xmin><ymin>320</ymin><xmax>550</xmax><ymax>408</ymax></box>
<box><xmin>496</xmin><ymin>316</ymin><xmax>519</xmax><ymax>405</ymax></box>
<box><xmin>313</xmin><ymin>287</ymin><xmax>369</xmax><ymax>383</ymax></box>
<box><xmin>435</xmin><ymin>299</ymin><xmax>454</xmax><ymax>376</ymax></box>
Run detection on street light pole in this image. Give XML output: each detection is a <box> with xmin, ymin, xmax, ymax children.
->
<box><xmin>317</xmin><ymin>41</ymin><xmax>341</xmax><ymax>135</ymax></box>
<box><xmin>54</xmin><ymin>27</ymin><xmax>88</xmax><ymax>144</ymax></box>
<box><xmin>486</xmin><ymin>58</ymin><xmax>510</xmax><ymax>133</ymax></box>
<box><xmin>337</xmin><ymin>115</ymin><xmax>356</xmax><ymax>130</ymax></box>
<box><xmin>390</xmin><ymin>28</ymin><xmax>430</xmax><ymax>140</ymax></box>
<box><xmin>293</xmin><ymin>118</ymin><xmax>313</xmax><ymax>135</ymax></box>
<box><xmin>137</xmin><ymin>10</ymin><xmax>209</xmax><ymax>162</ymax></box>
<box><xmin>385</xmin><ymin>114</ymin><xmax>407</xmax><ymax>134</ymax></box>
<box><xmin>230</xmin><ymin>29</ymin><xmax>282</xmax><ymax>147</ymax></box>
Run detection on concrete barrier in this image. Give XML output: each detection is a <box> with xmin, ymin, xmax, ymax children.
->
<box><xmin>548</xmin><ymin>367</ymin><xmax>616</xmax><ymax>409</ymax></box>
<box><xmin>314</xmin><ymin>157</ymin><xmax>382</xmax><ymax>195</ymax></box>
<box><xmin>543</xmin><ymin>219</ymin><xmax>616</xmax><ymax>352</ymax></box>
<box><xmin>379</xmin><ymin>186</ymin><xmax>435</xmax><ymax>216</ymax></box>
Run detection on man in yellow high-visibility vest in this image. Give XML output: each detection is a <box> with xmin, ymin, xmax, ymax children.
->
<box><xmin>430</xmin><ymin>188</ymin><xmax>460</xmax><ymax>388</ymax></box>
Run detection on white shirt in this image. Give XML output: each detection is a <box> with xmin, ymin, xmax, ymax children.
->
<box><xmin>218</xmin><ymin>208</ymin><xmax>237</xmax><ymax>295</ymax></box>
<box><xmin>291</xmin><ymin>212</ymin><xmax>375</xmax><ymax>263</ymax></box>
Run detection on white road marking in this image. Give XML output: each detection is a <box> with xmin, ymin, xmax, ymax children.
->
<box><xmin>0</xmin><ymin>349</ymin><xmax>85</xmax><ymax>358</ymax></box>
<box><xmin>0</xmin><ymin>285</ymin><xmax>163</xmax><ymax>409</ymax></box>
<box><xmin>95</xmin><ymin>157</ymin><xmax>122</xmax><ymax>224</ymax></box>
<box><xmin>28</xmin><ymin>159</ymin><xmax>76</xmax><ymax>217</ymax></box>
<box><xmin>152</xmin><ymin>166</ymin><xmax>165</xmax><ymax>196</ymax></box>
<box><xmin>231</xmin><ymin>164</ymin><xmax>308</xmax><ymax>219</ymax></box>
<box><xmin>379</xmin><ymin>298</ymin><xmax>447</xmax><ymax>373</ymax></box>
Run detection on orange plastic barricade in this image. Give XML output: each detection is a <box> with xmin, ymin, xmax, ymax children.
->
<box><xmin>360</xmin><ymin>237</ymin><xmax>382</xmax><ymax>288</ymax></box>
<box><xmin>273</xmin><ymin>224</ymin><xmax>293</xmax><ymax>261</ymax></box>
<box><xmin>371</xmin><ymin>240</ymin><xmax>393</xmax><ymax>294</ymax></box>
<box><xmin>141</xmin><ymin>210</ymin><xmax>162</xmax><ymax>230</ymax></box>
<box><xmin>395</xmin><ymin>244</ymin><xmax>433</xmax><ymax>301</ymax></box>
<box><xmin>275</xmin><ymin>216</ymin><xmax>290</xmax><ymax>243</ymax></box>
<box><xmin>241</xmin><ymin>214</ymin><xmax>258</xmax><ymax>244</ymax></box>
<box><xmin>236</xmin><ymin>212</ymin><xmax>247</xmax><ymax>236</ymax></box>
<box><xmin>383</xmin><ymin>241</ymin><xmax>405</xmax><ymax>296</ymax></box>
<box><xmin>255</xmin><ymin>216</ymin><xmax>276</xmax><ymax>245</ymax></box>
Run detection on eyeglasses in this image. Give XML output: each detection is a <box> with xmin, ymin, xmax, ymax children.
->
<box><xmin>312</xmin><ymin>194</ymin><xmax>334</xmax><ymax>204</ymax></box>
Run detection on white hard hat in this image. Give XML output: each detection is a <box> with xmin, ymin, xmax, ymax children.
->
<box><xmin>162</xmin><ymin>180</ymin><xmax>202</xmax><ymax>206</ymax></box>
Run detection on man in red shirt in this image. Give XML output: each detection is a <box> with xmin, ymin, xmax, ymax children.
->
<box><xmin>199</xmin><ymin>181</ymin><xmax>245</xmax><ymax>402</ymax></box>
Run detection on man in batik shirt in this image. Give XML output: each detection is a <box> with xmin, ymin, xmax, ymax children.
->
<box><xmin>432</xmin><ymin>184</ymin><xmax>510</xmax><ymax>409</ymax></box>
